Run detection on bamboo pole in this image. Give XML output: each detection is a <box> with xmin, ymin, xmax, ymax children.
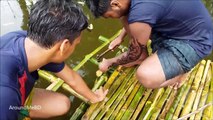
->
<box><xmin>121</xmin><ymin>86</ymin><xmax>146</xmax><ymax>120</ymax></box>
<box><xmin>142</xmin><ymin>88</ymin><xmax>165</xmax><ymax>120</ymax></box>
<box><xmin>189</xmin><ymin>60</ymin><xmax>211</xmax><ymax>120</ymax></box>
<box><xmin>115</xmin><ymin>82</ymin><xmax>141</xmax><ymax>119</ymax></box>
<box><xmin>46</xmin><ymin>78</ymin><xmax>64</xmax><ymax>91</ymax></box>
<box><xmin>179</xmin><ymin>60</ymin><xmax>206</xmax><ymax>117</ymax></box>
<box><xmin>103</xmin><ymin>78</ymin><xmax>138</xmax><ymax>120</ymax></box>
<box><xmin>131</xmin><ymin>89</ymin><xmax>152</xmax><ymax>120</ymax></box>
<box><xmin>202</xmin><ymin>62</ymin><xmax>213</xmax><ymax>120</ymax></box>
<box><xmin>73</xmin><ymin>30</ymin><xmax>121</xmax><ymax>71</ymax></box>
<box><xmin>38</xmin><ymin>70</ymin><xmax>88</xmax><ymax>102</ymax></box>
<box><xmin>95</xmin><ymin>70</ymin><xmax>136</xmax><ymax>120</ymax></box>
<box><xmin>138</xmin><ymin>88</ymin><xmax>165</xmax><ymax>120</ymax></box>
<box><xmin>165</xmin><ymin>68</ymin><xmax>197</xmax><ymax>120</ymax></box>
<box><xmin>177</xmin><ymin>103</ymin><xmax>213</xmax><ymax>120</ymax></box>
<box><xmin>150</xmin><ymin>87</ymin><xmax>172</xmax><ymax>120</ymax></box>
<box><xmin>82</xmin><ymin>68</ymin><xmax>132</xmax><ymax>120</ymax></box>
<box><xmin>89</xmin><ymin>68</ymin><xmax>133</xmax><ymax>120</ymax></box>
<box><xmin>70</xmin><ymin>75</ymin><xmax>108</xmax><ymax>120</ymax></box>
<box><xmin>159</xmin><ymin>88</ymin><xmax>178</xmax><ymax>119</ymax></box>
<box><xmin>172</xmin><ymin>64</ymin><xmax>200</xmax><ymax>119</ymax></box>
<box><xmin>109</xmin><ymin>81</ymin><xmax>139</xmax><ymax>120</ymax></box>
<box><xmin>81</xmin><ymin>66</ymin><xmax>122</xmax><ymax>120</ymax></box>
<box><xmin>191</xmin><ymin>60</ymin><xmax>212</xmax><ymax>120</ymax></box>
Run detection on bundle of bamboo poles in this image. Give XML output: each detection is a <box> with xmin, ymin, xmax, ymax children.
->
<box><xmin>80</xmin><ymin>60</ymin><xmax>213</xmax><ymax>120</ymax></box>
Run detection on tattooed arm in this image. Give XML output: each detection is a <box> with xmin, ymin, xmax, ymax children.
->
<box><xmin>99</xmin><ymin>22</ymin><xmax>151</xmax><ymax>72</ymax></box>
<box><xmin>112</xmin><ymin>22</ymin><xmax>151</xmax><ymax>66</ymax></box>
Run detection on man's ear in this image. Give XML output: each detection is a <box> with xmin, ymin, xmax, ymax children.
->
<box><xmin>110</xmin><ymin>0</ymin><xmax>121</xmax><ymax>8</ymax></box>
<box><xmin>59</xmin><ymin>39</ymin><xmax>71</xmax><ymax>55</ymax></box>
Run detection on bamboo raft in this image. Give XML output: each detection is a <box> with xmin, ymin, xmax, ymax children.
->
<box><xmin>38</xmin><ymin>31</ymin><xmax>213</xmax><ymax>120</ymax></box>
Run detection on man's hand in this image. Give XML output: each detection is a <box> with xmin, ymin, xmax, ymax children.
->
<box><xmin>109</xmin><ymin>36</ymin><xmax>123</xmax><ymax>50</ymax></box>
<box><xmin>99</xmin><ymin>58</ymin><xmax>113</xmax><ymax>72</ymax></box>
<box><xmin>90</xmin><ymin>87</ymin><xmax>108</xmax><ymax>103</ymax></box>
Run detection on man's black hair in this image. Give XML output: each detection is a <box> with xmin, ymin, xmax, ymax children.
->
<box><xmin>86</xmin><ymin>0</ymin><xmax>110</xmax><ymax>18</ymax></box>
<box><xmin>27</xmin><ymin>0</ymin><xmax>88</xmax><ymax>49</ymax></box>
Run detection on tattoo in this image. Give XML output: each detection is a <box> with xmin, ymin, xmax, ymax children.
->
<box><xmin>112</xmin><ymin>38</ymin><xmax>146</xmax><ymax>67</ymax></box>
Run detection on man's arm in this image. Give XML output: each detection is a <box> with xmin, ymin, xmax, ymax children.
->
<box><xmin>55</xmin><ymin>65</ymin><xmax>108</xmax><ymax>103</ymax></box>
<box><xmin>109</xmin><ymin>22</ymin><xmax>151</xmax><ymax>64</ymax></box>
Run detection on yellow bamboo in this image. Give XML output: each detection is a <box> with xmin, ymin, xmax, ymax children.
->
<box><xmin>202</xmin><ymin>62</ymin><xmax>213</xmax><ymax>120</ymax></box>
<box><xmin>82</xmin><ymin>66</ymin><xmax>122</xmax><ymax>120</ymax></box>
<box><xmin>180</xmin><ymin>60</ymin><xmax>206</xmax><ymax>117</ymax></box>
<box><xmin>189</xmin><ymin>60</ymin><xmax>211</xmax><ymax>120</ymax></box>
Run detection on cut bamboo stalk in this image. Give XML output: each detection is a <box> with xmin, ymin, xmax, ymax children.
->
<box><xmin>70</xmin><ymin>103</ymin><xmax>89</xmax><ymax>120</ymax></box>
<box><xmin>82</xmin><ymin>68</ymin><xmax>132</xmax><ymax>120</ymax></box>
<box><xmin>142</xmin><ymin>88</ymin><xmax>165</xmax><ymax>120</ymax></box>
<box><xmin>109</xmin><ymin>81</ymin><xmax>139</xmax><ymax>120</ymax></box>
<box><xmin>138</xmin><ymin>88</ymin><xmax>165</xmax><ymax>120</ymax></box>
<box><xmin>89</xmin><ymin>68</ymin><xmax>133</xmax><ymax>120</ymax></box>
<box><xmin>73</xmin><ymin>30</ymin><xmax>122</xmax><ymax>71</ymax></box>
<box><xmin>165</xmin><ymin>69</ymin><xmax>196</xmax><ymax>120</ymax></box>
<box><xmin>46</xmin><ymin>78</ymin><xmax>64</xmax><ymax>91</ymax></box>
<box><xmin>89</xmin><ymin>57</ymin><xmax>99</xmax><ymax>66</ymax></box>
<box><xmin>95</xmin><ymin>70</ymin><xmax>136</xmax><ymax>120</ymax></box>
<box><xmin>121</xmin><ymin>86</ymin><xmax>146</xmax><ymax>120</ymax></box>
<box><xmin>131</xmin><ymin>89</ymin><xmax>152</xmax><ymax>120</ymax></box>
<box><xmin>82</xmin><ymin>66</ymin><xmax>122</xmax><ymax>120</ymax></box>
<box><xmin>172</xmin><ymin>64</ymin><xmax>200</xmax><ymax>119</ymax></box>
<box><xmin>179</xmin><ymin>60</ymin><xmax>206</xmax><ymax>117</ymax></box>
<box><xmin>38</xmin><ymin>70</ymin><xmax>88</xmax><ymax>102</ymax></box>
<box><xmin>189</xmin><ymin>60</ymin><xmax>211</xmax><ymax>120</ymax></box>
<box><xmin>177</xmin><ymin>103</ymin><xmax>213</xmax><ymax>120</ymax></box>
<box><xmin>70</xmin><ymin>75</ymin><xmax>108</xmax><ymax>120</ymax></box>
<box><xmin>115</xmin><ymin>82</ymin><xmax>141</xmax><ymax>119</ymax></box>
<box><xmin>151</xmin><ymin>87</ymin><xmax>172</xmax><ymax>120</ymax></box>
<box><xmin>202</xmin><ymin>62</ymin><xmax>213</xmax><ymax>120</ymax></box>
<box><xmin>103</xmin><ymin>78</ymin><xmax>138</xmax><ymax>120</ymax></box>
<box><xmin>193</xmin><ymin>60</ymin><xmax>212</xmax><ymax>120</ymax></box>
<box><xmin>160</xmin><ymin>86</ymin><xmax>180</xmax><ymax>119</ymax></box>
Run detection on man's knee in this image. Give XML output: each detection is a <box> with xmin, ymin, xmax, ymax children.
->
<box><xmin>136</xmin><ymin>67</ymin><xmax>162</xmax><ymax>89</ymax></box>
<box><xmin>57</xmin><ymin>95</ymin><xmax>71</xmax><ymax>115</ymax></box>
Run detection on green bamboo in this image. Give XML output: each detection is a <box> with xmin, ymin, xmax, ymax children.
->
<box><xmin>89</xmin><ymin>57</ymin><xmax>99</xmax><ymax>66</ymax></box>
<box><xmin>189</xmin><ymin>60</ymin><xmax>211</xmax><ymax>120</ymax></box>
<box><xmin>202</xmin><ymin>62</ymin><xmax>213</xmax><ymax>120</ymax></box>
<box><xmin>73</xmin><ymin>30</ymin><xmax>121</xmax><ymax>71</ymax></box>
<box><xmin>121</xmin><ymin>86</ymin><xmax>146</xmax><ymax>120</ymax></box>
<box><xmin>138</xmin><ymin>88</ymin><xmax>165</xmax><ymax>120</ymax></box>
<box><xmin>70</xmin><ymin>75</ymin><xmax>108</xmax><ymax>120</ymax></box>
<box><xmin>165</xmin><ymin>67</ymin><xmax>198</xmax><ymax>120</ymax></box>
<box><xmin>82</xmin><ymin>66</ymin><xmax>122</xmax><ymax>120</ymax></box>
<box><xmin>159</xmin><ymin>88</ymin><xmax>177</xmax><ymax>119</ymax></box>
<box><xmin>89</xmin><ymin>68</ymin><xmax>133</xmax><ymax>120</ymax></box>
<box><xmin>83</xmin><ymin>68</ymin><xmax>132</xmax><ymax>120</ymax></box>
<box><xmin>38</xmin><ymin>70</ymin><xmax>88</xmax><ymax>102</ymax></box>
<box><xmin>70</xmin><ymin>104</ymin><xmax>89</xmax><ymax>120</ymax></box>
<box><xmin>180</xmin><ymin>60</ymin><xmax>206</xmax><ymax>117</ymax></box>
<box><xmin>46</xmin><ymin>78</ymin><xmax>64</xmax><ymax>92</ymax></box>
<box><xmin>115</xmin><ymin>82</ymin><xmax>141</xmax><ymax>119</ymax></box>
<box><xmin>109</xmin><ymin>81</ymin><xmax>139</xmax><ymax>120</ymax></box>
<box><xmin>143</xmin><ymin>88</ymin><xmax>165</xmax><ymax>120</ymax></box>
<box><xmin>195</xmin><ymin>62</ymin><xmax>212</xmax><ymax>120</ymax></box>
<box><xmin>172</xmin><ymin>64</ymin><xmax>201</xmax><ymax>119</ymax></box>
<box><xmin>131</xmin><ymin>89</ymin><xmax>153</xmax><ymax>120</ymax></box>
<box><xmin>103</xmin><ymin>78</ymin><xmax>138</xmax><ymax>120</ymax></box>
<box><xmin>95</xmin><ymin>69</ymin><xmax>136</xmax><ymax>120</ymax></box>
<box><xmin>151</xmin><ymin>87</ymin><xmax>173</xmax><ymax>120</ymax></box>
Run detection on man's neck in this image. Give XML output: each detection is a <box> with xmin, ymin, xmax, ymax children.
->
<box><xmin>24</xmin><ymin>38</ymin><xmax>53</xmax><ymax>72</ymax></box>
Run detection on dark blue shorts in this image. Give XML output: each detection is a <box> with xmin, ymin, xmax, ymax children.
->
<box><xmin>151</xmin><ymin>34</ymin><xmax>202</xmax><ymax>80</ymax></box>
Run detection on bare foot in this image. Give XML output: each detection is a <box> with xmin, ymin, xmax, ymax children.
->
<box><xmin>170</xmin><ymin>73</ymin><xmax>189</xmax><ymax>89</ymax></box>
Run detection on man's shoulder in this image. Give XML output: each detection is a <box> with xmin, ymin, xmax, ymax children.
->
<box><xmin>1</xmin><ymin>30</ymin><xmax>27</xmax><ymax>49</ymax></box>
